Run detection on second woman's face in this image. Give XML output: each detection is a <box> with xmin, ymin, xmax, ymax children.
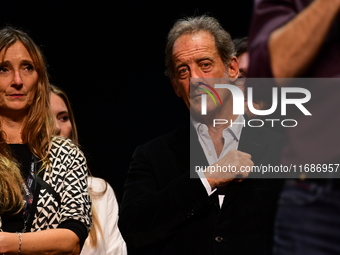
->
<box><xmin>50</xmin><ymin>93</ymin><xmax>72</xmax><ymax>139</ymax></box>
<box><xmin>0</xmin><ymin>41</ymin><xmax>38</xmax><ymax>115</ymax></box>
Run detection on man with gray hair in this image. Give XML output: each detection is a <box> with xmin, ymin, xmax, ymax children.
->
<box><xmin>119</xmin><ymin>15</ymin><xmax>283</xmax><ymax>255</ymax></box>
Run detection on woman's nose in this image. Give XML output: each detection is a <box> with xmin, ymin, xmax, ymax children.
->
<box><xmin>54</xmin><ymin>122</ymin><xmax>61</xmax><ymax>136</ymax></box>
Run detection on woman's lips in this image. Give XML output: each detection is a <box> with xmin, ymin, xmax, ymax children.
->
<box><xmin>8</xmin><ymin>93</ymin><xmax>25</xmax><ymax>98</ymax></box>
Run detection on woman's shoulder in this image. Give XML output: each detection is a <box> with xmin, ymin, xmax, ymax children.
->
<box><xmin>47</xmin><ymin>136</ymin><xmax>86</xmax><ymax>167</ymax></box>
<box><xmin>88</xmin><ymin>177</ymin><xmax>116</xmax><ymax>200</ymax></box>
<box><xmin>51</xmin><ymin>136</ymin><xmax>78</xmax><ymax>149</ymax></box>
<box><xmin>50</xmin><ymin>136</ymin><xmax>85</xmax><ymax>155</ymax></box>
<box><xmin>88</xmin><ymin>176</ymin><xmax>108</xmax><ymax>192</ymax></box>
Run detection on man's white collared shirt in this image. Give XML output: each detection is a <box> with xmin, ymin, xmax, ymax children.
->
<box><xmin>191</xmin><ymin>115</ymin><xmax>244</xmax><ymax>206</ymax></box>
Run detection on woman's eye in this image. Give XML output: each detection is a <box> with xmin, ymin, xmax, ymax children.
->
<box><xmin>23</xmin><ymin>64</ymin><xmax>34</xmax><ymax>71</ymax></box>
<box><xmin>58</xmin><ymin>115</ymin><xmax>69</xmax><ymax>122</ymax></box>
<box><xmin>0</xmin><ymin>65</ymin><xmax>9</xmax><ymax>73</ymax></box>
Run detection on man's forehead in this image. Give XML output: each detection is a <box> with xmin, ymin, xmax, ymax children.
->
<box><xmin>191</xmin><ymin>32</ymin><xmax>206</xmax><ymax>40</ymax></box>
<box><xmin>172</xmin><ymin>31</ymin><xmax>218</xmax><ymax>58</ymax></box>
<box><xmin>173</xmin><ymin>31</ymin><xmax>215</xmax><ymax>46</ymax></box>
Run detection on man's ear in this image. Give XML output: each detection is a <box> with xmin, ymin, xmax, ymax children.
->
<box><xmin>170</xmin><ymin>78</ymin><xmax>182</xmax><ymax>97</ymax></box>
<box><xmin>227</xmin><ymin>56</ymin><xmax>239</xmax><ymax>81</ymax></box>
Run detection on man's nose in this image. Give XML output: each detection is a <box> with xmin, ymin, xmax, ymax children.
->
<box><xmin>190</xmin><ymin>66</ymin><xmax>203</xmax><ymax>78</ymax></box>
<box><xmin>190</xmin><ymin>66</ymin><xmax>207</xmax><ymax>88</ymax></box>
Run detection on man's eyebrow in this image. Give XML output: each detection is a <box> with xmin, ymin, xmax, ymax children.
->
<box><xmin>197</xmin><ymin>56</ymin><xmax>214</xmax><ymax>62</ymax></box>
<box><xmin>175</xmin><ymin>57</ymin><xmax>214</xmax><ymax>69</ymax></box>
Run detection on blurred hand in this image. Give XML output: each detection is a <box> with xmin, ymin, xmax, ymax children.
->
<box><xmin>205</xmin><ymin>149</ymin><xmax>253</xmax><ymax>189</ymax></box>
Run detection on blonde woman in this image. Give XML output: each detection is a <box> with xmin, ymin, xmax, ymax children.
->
<box><xmin>0</xmin><ymin>26</ymin><xmax>91</xmax><ymax>254</ymax></box>
<box><xmin>50</xmin><ymin>84</ymin><xmax>127</xmax><ymax>255</ymax></box>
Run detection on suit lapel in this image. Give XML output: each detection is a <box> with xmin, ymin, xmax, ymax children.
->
<box><xmin>166</xmin><ymin>122</ymin><xmax>191</xmax><ymax>173</ymax></box>
<box><xmin>221</xmin><ymin>124</ymin><xmax>270</xmax><ymax>209</ymax></box>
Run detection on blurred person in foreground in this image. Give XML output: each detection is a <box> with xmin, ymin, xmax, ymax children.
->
<box><xmin>50</xmin><ymin>84</ymin><xmax>127</xmax><ymax>255</ymax></box>
<box><xmin>248</xmin><ymin>0</ymin><xmax>340</xmax><ymax>254</ymax></box>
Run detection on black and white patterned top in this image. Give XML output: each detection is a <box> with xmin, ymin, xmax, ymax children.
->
<box><xmin>0</xmin><ymin>136</ymin><xmax>91</xmax><ymax>245</ymax></box>
<box><xmin>30</xmin><ymin>136</ymin><xmax>91</xmax><ymax>235</ymax></box>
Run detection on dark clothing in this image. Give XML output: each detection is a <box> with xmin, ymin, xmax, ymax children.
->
<box><xmin>248</xmin><ymin>1</ymin><xmax>340</xmax><ymax>254</ymax></box>
<box><xmin>248</xmin><ymin>0</ymin><xmax>340</xmax><ymax>78</ymax></box>
<box><xmin>119</xmin><ymin>121</ymin><xmax>284</xmax><ymax>255</ymax></box>
<box><xmin>274</xmin><ymin>179</ymin><xmax>340</xmax><ymax>255</ymax></box>
<box><xmin>2</xmin><ymin>145</ymin><xmax>33</xmax><ymax>232</ymax></box>
<box><xmin>248</xmin><ymin>0</ymin><xmax>340</xmax><ymax>166</ymax></box>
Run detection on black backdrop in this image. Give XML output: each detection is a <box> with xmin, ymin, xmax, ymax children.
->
<box><xmin>2</xmin><ymin>0</ymin><xmax>253</xmax><ymax>201</ymax></box>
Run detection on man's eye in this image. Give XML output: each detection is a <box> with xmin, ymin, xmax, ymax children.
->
<box><xmin>200</xmin><ymin>62</ymin><xmax>212</xmax><ymax>71</ymax></box>
<box><xmin>179</xmin><ymin>68</ymin><xmax>188</xmax><ymax>75</ymax></box>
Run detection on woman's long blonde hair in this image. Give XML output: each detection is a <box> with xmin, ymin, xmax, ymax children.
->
<box><xmin>50</xmin><ymin>84</ymin><xmax>105</xmax><ymax>248</ymax></box>
<box><xmin>0</xmin><ymin>157</ymin><xmax>24</xmax><ymax>215</ymax></box>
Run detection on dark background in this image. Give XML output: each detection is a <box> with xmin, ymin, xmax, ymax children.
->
<box><xmin>2</xmin><ymin>0</ymin><xmax>253</xmax><ymax>201</ymax></box>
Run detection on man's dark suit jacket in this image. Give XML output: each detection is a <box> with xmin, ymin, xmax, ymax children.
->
<box><xmin>119</xmin><ymin>120</ymin><xmax>284</xmax><ymax>255</ymax></box>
